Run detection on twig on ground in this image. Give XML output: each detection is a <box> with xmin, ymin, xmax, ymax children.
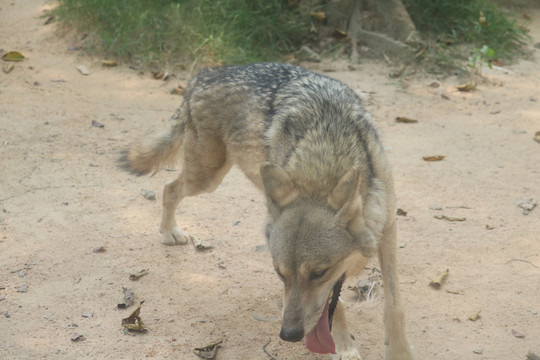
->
<box><xmin>505</xmin><ymin>259</ymin><xmax>538</xmax><ymax>268</ymax></box>
<box><xmin>263</xmin><ymin>338</ymin><xmax>277</xmax><ymax>360</ymax></box>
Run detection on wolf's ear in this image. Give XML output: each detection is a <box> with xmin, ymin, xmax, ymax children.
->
<box><xmin>261</xmin><ymin>163</ymin><xmax>299</xmax><ymax>217</ymax></box>
<box><xmin>329</xmin><ymin>167</ymin><xmax>362</xmax><ymax>223</ymax></box>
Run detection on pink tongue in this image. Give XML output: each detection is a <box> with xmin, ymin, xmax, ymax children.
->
<box><xmin>305</xmin><ymin>299</ymin><xmax>336</xmax><ymax>354</ymax></box>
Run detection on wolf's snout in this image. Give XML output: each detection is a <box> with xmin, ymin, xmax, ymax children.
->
<box><xmin>279</xmin><ymin>327</ymin><xmax>304</xmax><ymax>342</ymax></box>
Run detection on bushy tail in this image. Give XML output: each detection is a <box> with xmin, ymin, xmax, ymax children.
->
<box><xmin>119</xmin><ymin>110</ymin><xmax>186</xmax><ymax>176</ymax></box>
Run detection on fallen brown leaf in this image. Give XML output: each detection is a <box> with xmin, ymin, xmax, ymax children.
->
<box><xmin>194</xmin><ymin>340</ymin><xmax>223</xmax><ymax>359</ymax></box>
<box><xmin>534</xmin><ymin>131</ymin><xmax>540</xmax><ymax>143</ymax></box>
<box><xmin>92</xmin><ymin>246</ymin><xmax>106</xmax><ymax>253</ymax></box>
<box><xmin>310</xmin><ymin>12</ymin><xmax>326</xmax><ymax>22</ymax></box>
<box><xmin>171</xmin><ymin>85</ymin><xmax>185</xmax><ymax>96</ymax></box>
<box><xmin>129</xmin><ymin>269</ymin><xmax>149</xmax><ymax>281</ymax></box>
<box><xmin>423</xmin><ymin>155</ymin><xmax>445</xmax><ymax>162</ymax></box>
<box><xmin>2</xmin><ymin>51</ymin><xmax>25</xmax><ymax>62</ymax></box>
<box><xmin>395</xmin><ymin>116</ymin><xmax>418</xmax><ymax>124</ymax></box>
<box><xmin>121</xmin><ymin>302</ymin><xmax>147</xmax><ymax>332</ymax></box>
<box><xmin>434</xmin><ymin>214</ymin><xmax>466</xmax><ymax>222</ymax></box>
<box><xmin>429</xmin><ymin>269</ymin><xmax>449</xmax><ymax>288</ymax></box>
<box><xmin>71</xmin><ymin>333</ymin><xmax>86</xmax><ymax>342</ymax></box>
<box><xmin>152</xmin><ymin>71</ymin><xmax>164</xmax><ymax>80</ymax></box>
<box><xmin>469</xmin><ymin>310</ymin><xmax>481</xmax><ymax>321</ymax></box>
<box><xmin>456</xmin><ymin>81</ymin><xmax>476</xmax><ymax>92</ymax></box>
<box><xmin>102</xmin><ymin>60</ymin><xmax>117</xmax><ymax>67</ymax></box>
<box><xmin>332</xmin><ymin>28</ymin><xmax>348</xmax><ymax>38</ymax></box>
<box><xmin>2</xmin><ymin>64</ymin><xmax>14</xmax><ymax>74</ymax></box>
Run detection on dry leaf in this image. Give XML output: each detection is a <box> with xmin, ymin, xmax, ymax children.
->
<box><xmin>152</xmin><ymin>71</ymin><xmax>164</xmax><ymax>80</ymax></box>
<box><xmin>92</xmin><ymin>246</ymin><xmax>106</xmax><ymax>253</ymax></box>
<box><xmin>396</xmin><ymin>208</ymin><xmax>408</xmax><ymax>216</ymax></box>
<box><xmin>423</xmin><ymin>155</ymin><xmax>445</xmax><ymax>162</ymax></box>
<box><xmin>121</xmin><ymin>302</ymin><xmax>147</xmax><ymax>332</ymax></box>
<box><xmin>194</xmin><ymin>340</ymin><xmax>223</xmax><ymax>359</ymax></box>
<box><xmin>429</xmin><ymin>269</ymin><xmax>449</xmax><ymax>288</ymax></box>
<box><xmin>171</xmin><ymin>85</ymin><xmax>185</xmax><ymax>95</ymax></box>
<box><xmin>310</xmin><ymin>12</ymin><xmax>326</xmax><ymax>22</ymax></box>
<box><xmin>434</xmin><ymin>214</ymin><xmax>466</xmax><ymax>222</ymax></box>
<box><xmin>129</xmin><ymin>269</ymin><xmax>149</xmax><ymax>281</ymax></box>
<box><xmin>2</xmin><ymin>51</ymin><xmax>25</xmax><ymax>62</ymax></box>
<box><xmin>511</xmin><ymin>329</ymin><xmax>525</xmax><ymax>338</ymax></box>
<box><xmin>71</xmin><ymin>333</ymin><xmax>86</xmax><ymax>342</ymax></box>
<box><xmin>2</xmin><ymin>64</ymin><xmax>14</xmax><ymax>74</ymax></box>
<box><xmin>395</xmin><ymin>117</ymin><xmax>418</xmax><ymax>124</ymax></box>
<box><xmin>117</xmin><ymin>287</ymin><xmax>134</xmax><ymax>309</ymax></box>
<box><xmin>469</xmin><ymin>310</ymin><xmax>481</xmax><ymax>321</ymax></box>
<box><xmin>534</xmin><ymin>131</ymin><xmax>540</xmax><ymax>143</ymax></box>
<box><xmin>102</xmin><ymin>60</ymin><xmax>117</xmax><ymax>67</ymax></box>
<box><xmin>332</xmin><ymin>28</ymin><xmax>348</xmax><ymax>38</ymax></box>
<box><xmin>457</xmin><ymin>81</ymin><xmax>476</xmax><ymax>92</ymax></box>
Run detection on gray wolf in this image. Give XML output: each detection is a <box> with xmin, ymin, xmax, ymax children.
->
<box><xmin>120</xmin><ymin>62</ymin><xmax>414</xmax><ymax>359</ymax></box>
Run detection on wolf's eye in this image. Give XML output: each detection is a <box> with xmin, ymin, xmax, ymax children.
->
<box><xmin>310</xmin><ymin>269</ymin><xmax>328</xmax><ymax>280</ymax></box>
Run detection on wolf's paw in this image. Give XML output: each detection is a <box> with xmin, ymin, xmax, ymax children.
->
<box><xmin>332</xmin><ymin>348</ymin><xmax>362</xmax><ymax>360</ymax></box>
<box><xmin>386</xmin><ymin>345</ymin><xmax>415</xmax><ymax>360</ymax></box>
<box><xmin>161</xmin><ymin>226</ymin><xmax>190</xmax><ymax>245</ymax></box>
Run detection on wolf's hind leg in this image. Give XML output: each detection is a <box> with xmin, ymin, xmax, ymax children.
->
<box><xmin>159</xmin><ymin>132</ymin><xmax>231</xmax><ymax>245</ymax></box>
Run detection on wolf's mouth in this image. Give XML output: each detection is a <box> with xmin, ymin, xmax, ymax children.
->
<box><xmin>304</xmin><ymin>274</ymin><xmax>345</xmax><ymax>354</ymax></box>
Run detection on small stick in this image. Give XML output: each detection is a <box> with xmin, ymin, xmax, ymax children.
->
<box><xmin>505</xmin><ymin>259</ymin><xmax>538</xmax><ymax>269</ymax></box>
<box><xmin>263</xmin><ymin>338</ymin><xmax>277</xmax><ymax>360</ymax></box>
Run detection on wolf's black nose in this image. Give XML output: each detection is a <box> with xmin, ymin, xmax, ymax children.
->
<box><xmin>279</xmin><ymin>327</ymin><xmax>304</xmax><ymax>342</ymax></box>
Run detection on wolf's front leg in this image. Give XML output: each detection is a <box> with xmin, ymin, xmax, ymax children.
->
<box><xmin>331</xmin><ymin>301</ymin><xmax>362</xmax><ymax>360</ymax></box>
<box><xmin>378</xmin><ymin>222</ymin><xmax>415</xmax><ymax>360</ymax></box>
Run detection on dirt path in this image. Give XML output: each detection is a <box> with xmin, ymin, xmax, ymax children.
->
<box><xmin>1</xmin><ymin>1</ymin><xmax>539</xmax><ymax>359</ymax></box>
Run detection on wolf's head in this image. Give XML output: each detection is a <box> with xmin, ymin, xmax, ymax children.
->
<box><xmin>261</xmin><ymin>164</ymin><xmax>376</xmax><ymax>354</ymax></box>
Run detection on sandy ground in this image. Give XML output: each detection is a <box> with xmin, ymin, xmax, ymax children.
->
<box><xmin>1</xmin><ymin>1</ymin><xmax>539</xmax><ymax>359</ymax></box>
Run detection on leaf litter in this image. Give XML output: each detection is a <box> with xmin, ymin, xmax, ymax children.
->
<box><xmin>121</xmin><ymin>301</ymin><xmax>147</xmax><ymax>332</ymax></box>
<box><xmin>423</xmin><ymin>155</ymin><xmax>446</xmax><ymax>162</ymax></box>
<box><xmin>434</xmin><ymin>214</ymin><xmax>466</xmax><ymax>222</ymax></box>
<box><xmin>395</xmin><ymin>116</ymin><xmax>418</xmax><ymax>124</ymax></box>
<box><xmin>469</xmin><ymin>310</ymin><xmax>481</xmax><ymax>321</ymax></box>
<box><xmin>117</xmin><ymin>287</ymin><xmax>134</xmax><ymax>309</ymax></box>
<box><xmin>2</xmin><ymin>51</ymin><xmax>25</xmax><ymax>62</ymax></box>
<box><xmin>194</xmin><ymin>340</ymin><xmax>223</xmax><ymax>359</ymax></box>
<box><xmin>129</xmin><ymin>269</ymin><xmax>149</xmax><ymax>281</ymax></box>
<box><xmin>429</xmin><ymin>269</ymin><xmax>449</xmax><ymax>288</ymax></box>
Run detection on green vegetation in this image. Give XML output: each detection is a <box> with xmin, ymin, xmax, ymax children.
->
<box><xmin>403</xmin><ymin>0</ymin><xmax>530</xmax><ymax>72</ymax></box>
<box><xmin>53</xmin><ymin>0</ymin><xmax>307</xmax><ymax>66</ymax></box>
<box><xmin>53</xmin><ymin>0</ymin><xmax>530</xmax><ymax>71</ymax></box>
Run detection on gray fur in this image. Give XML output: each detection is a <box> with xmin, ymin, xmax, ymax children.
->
<box><xmin>120</xmin><ymin>63</ymin><xmax>414</xmax><ymax>360</ymax></box>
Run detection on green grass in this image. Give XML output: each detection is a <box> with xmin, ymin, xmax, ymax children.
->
<box><xmin>53</xmin><ymin>0</ymin><xmax>308</xmax><ymax>67</ymax></box>
<box><xmin>403</xmin><ymin>0</ymin><xmax>530</xmax><ymax>67</ymax></box>
<box><xmin>53</xmin><ymin>0</ymin><xmax>530</xmax><ymax>72</ymax></box>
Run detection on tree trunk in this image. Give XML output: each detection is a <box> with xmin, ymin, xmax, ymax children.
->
<box><xmin>372</xmin><ymin>0</ymin><xmax>420</xmax><ymax>44</ymax></box>
<box><xmin>305</xmin><ymin>0</ymin><xmax>421</xmax><ymax>61</ymax></box>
